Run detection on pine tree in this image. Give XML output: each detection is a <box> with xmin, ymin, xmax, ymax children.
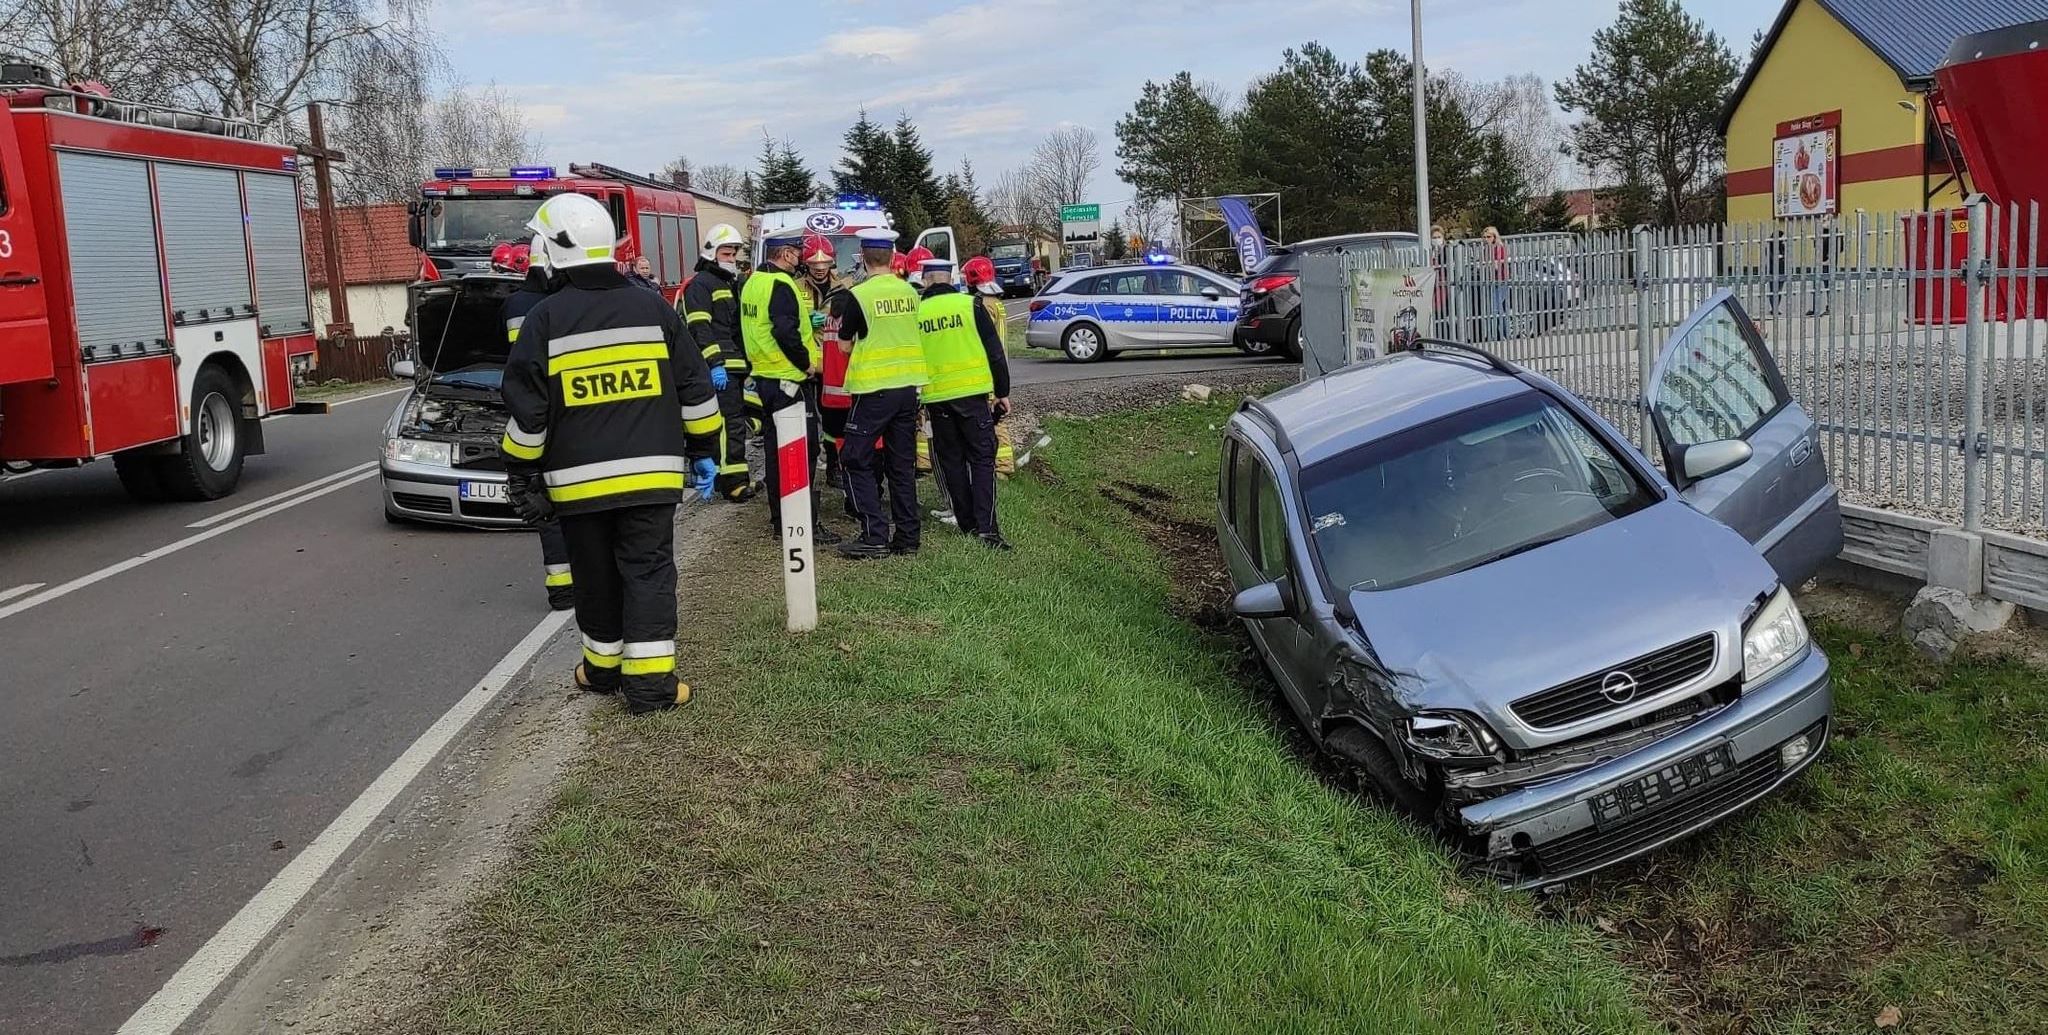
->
<box><xmin>1533</xmin><ymin>190</ymin><xmax>1576</xmax><ymax>232</ymax></box>
<box><xmin>1471</xmin><ymin>133</ymin><xmax>1531</xmax><ymax>235</ymax></box>
<box><xmin>1102</xmin><ymin>220</ymin><xmax>1128</xmax><ymax>261</ymax></box>
<box><xmin>834</xmin><ymin>110</ymin><xmax>891</xmax><ymax>196</ymax></box>
<box><xmin>738</xmin><ymin>172</ymin><xmax>758</xmax><ymax>208</ymax></box>
<box><xmin>755</xmin><ymin>134</ymin><xmax>814</xmax><ymax>205</ymax></box>
<box><xmin>887</xmin><ymin>114</ymin><xmax>943</xmax><ymax>233</ymax></box>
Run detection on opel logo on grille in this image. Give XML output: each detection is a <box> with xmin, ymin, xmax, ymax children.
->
<box><xmin>1600</xmin><ymin>670</ymin><xmax>1640</xmax><ymax>704</ymax></box>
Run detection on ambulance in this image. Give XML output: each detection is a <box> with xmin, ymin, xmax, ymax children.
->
<box><xmin>753</xmin><ymin>194</ymin><xmax>959</xmax><ymax>277</ymax></box>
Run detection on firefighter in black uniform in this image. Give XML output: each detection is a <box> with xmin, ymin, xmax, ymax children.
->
<box><xmin>681</xmin><ymin>223</ymin><xmax>754</xmax><ymax>501</ymax></box>
<box><xmin>499</xmin><ymin>194</ymin><xmax>724</xmax><ymax>714</ymax></box>
<box><xmin>497</xmin><ymin>238</ymin><xmax>575</xmax><ymax>609</ymax></box>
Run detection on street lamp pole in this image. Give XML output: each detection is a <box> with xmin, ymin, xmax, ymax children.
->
<box><xmin>1411</xmin><ymin>0</ymin><xmax>1431</xmax><ymax>247</ymax></box>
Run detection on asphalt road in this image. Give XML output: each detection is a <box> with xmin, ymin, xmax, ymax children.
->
<box><xmin>0</xmin><ymin>388</ymin><xmax>542</xmax><ymax>1034</ymax></box>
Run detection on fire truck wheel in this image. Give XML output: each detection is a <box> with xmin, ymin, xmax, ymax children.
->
<box><xmin>158</xmin><ymin>364</ymin><xmax>246</xmax><ymax>501</ymax></box>
<box><xmin>113</xmin><ymin>451</ymin><xmax>170</xmax><ymax>502</ymax></box>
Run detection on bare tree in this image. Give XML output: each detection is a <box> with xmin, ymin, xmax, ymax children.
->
<box><xmin>331</xmin><ymin>81</ymin><xmax>536</xmax><ymax>204</ymax></box>
<box><xmin>984</xmin><ymin>165</ymin><xmax>1037</xmax><ymax>229</ymax></box>
<box><xmin>166</xmin><ymin>0</ymin><xmax>432</xmax><ymax>127</ymax></box>
<box><xmin>658</xmin><ymin>155</ymin><xmax>692</xmax><ymax>186</ymax></box>
<box><xmin>1026</xmin><ymin>126</ymin><xmax>1100</xmax><ymax>231</ymax></box>
<box><xmin>694</xmin><ymin>163</ymin><xmax>746</xmax><ymax>198</ymax></box>
<box><xmin>1449</xmin><ymin>72</ymin><xmax>1565</xmax><ymax>194</ymax></box>
<box><xmin>1122</xmin><ymin>198</ymin><xmax>1172</xmax><ymax>248</ymax></box>
<box><xmin>0</xmin><ymin>0</ymin><xmax>186</xmax><ymax>98</ymax></box>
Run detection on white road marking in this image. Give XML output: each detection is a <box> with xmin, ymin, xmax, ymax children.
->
<box><xmin>186</xmin><ymin>461</ymin><xmax>378</xmax><ymax>528</ymax></box>
<box><xmin>0</xmin><ymin>582</ymin><xmax>46</xmax><ymax>604</ymax></box>
<box><xmin>0</xmin><ymin>469</ymin><xmax>379</xmax><ymax>623</ymax></box>
<box><xmin>1</xmin><ymin>467</ymin><xmax>50</xmax><ymax>481</ymax></box>
<box><xmin>116</xmin><ymin>607</ymin><xmax>575</xmax><ymax>1035</ymax></box>
<box><xmin>325</xmin><ymin>385</ymin><xmax>412</xmax><ymax>408</ymax></box>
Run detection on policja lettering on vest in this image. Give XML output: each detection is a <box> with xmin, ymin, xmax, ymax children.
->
<box><xmin>739</xmin><ymin>229</ymin><xmax>843</xmax><ymax>545</ymax></box>
<box><xmin>918</xmin><ymin>267</ymin><xmax>1013</xmax><ymax>550</ymax></box>
<box><xmin>498</xmin><ymin>193</ymin><xmax>725</xmax><ymax>715</ymax></box>
<box><xmin>829</xmin><ymin>231</ymin><xmax>929</xmax><ymax>559</ymax></box>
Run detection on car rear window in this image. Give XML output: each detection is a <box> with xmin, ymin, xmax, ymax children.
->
<box><xmin>1302</xmin><ymin>390</ymin><xmax>1657</xmax><ymax>592</ymax></box>
<box><xmin>1247</xmin><ymin>252</ymin><xmax>1296</xmax><ymax>277</ymax></box>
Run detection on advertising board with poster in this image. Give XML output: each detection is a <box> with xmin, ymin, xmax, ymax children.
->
<box><xmin>1346</xmin><ymin>263</ymin><xmax>1433</xmax><ymax>365</ymax></box>
<box><xmin>1773</xmin><ymin>110</ymin><xmax>1840</xmax><ymax>218</ymax></box>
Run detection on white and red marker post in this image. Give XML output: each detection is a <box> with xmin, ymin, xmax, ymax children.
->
<box><xmin>772</xmin><ymin>400</ymin><xmax>818</xmax><ymax>632</ymax></box>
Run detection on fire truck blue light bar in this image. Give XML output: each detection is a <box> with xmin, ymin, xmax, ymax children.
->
<box><xmin>510</xmin><ymin>166</ymin><xmax>555</xmax><ymax>179</ymax></box>
<box><xmin>432</xmin><ymin>167</ymin><xmax>473</xmax><ymax>179</ymax></box>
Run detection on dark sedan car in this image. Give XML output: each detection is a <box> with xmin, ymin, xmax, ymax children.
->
<box><xmin>1220</xmin><ymin>292</ymin><xmax>1841</xmax><ymax>887</ymax></box>
<box><xmin>1236</xmin><ymin>232</ymin><xmax>1419</xmax><ymax>358</ymax></box>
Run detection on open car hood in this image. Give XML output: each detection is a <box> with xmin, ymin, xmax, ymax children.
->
<box><xmin>408</xmin><ymin>275</ymin><xmax>521</xmax><ymax>375</ymax></box>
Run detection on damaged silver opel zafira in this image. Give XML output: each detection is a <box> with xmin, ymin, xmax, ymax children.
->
<box><xmin>1220</xmin><ymin>293</ymin><xmax>1841</xmax><ymax>887</ymax></box>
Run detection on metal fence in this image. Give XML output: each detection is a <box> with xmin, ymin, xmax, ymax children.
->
<box><xmin>311</xmin><ymin>332</ymin><xmax>410</xmax><ymax>384</ymax></box>
<box><xmin>1305</xmin><ymin>201</ymin><xmax>2048</xmax><ymax>538</ymax></box>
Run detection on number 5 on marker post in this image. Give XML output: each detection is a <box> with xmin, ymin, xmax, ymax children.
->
<box><xmin>771</xmin><ymin>402</ymin><xmax>817</xmax><ymax>632</ymax></box>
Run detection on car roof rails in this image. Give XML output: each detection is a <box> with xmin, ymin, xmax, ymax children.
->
<box><xmin>1411</xmin><ymin>338</ymin><xmax>1516</xmax><ymax>374</ymax></box>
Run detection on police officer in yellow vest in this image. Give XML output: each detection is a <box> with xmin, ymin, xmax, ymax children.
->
<box><xmin>919</xmin><ymin>256</ymin><xmax>1013</xmax><ymax>550</ymax></box>
<box><xmin>828</xmin><ymin>230</ymin><xmax>930</xmax><ymax>558</ymax></box>
<box><xmin>740</xmin><ymin>229</ymin><xmax>842</xmax><ymax>545</ymax></box>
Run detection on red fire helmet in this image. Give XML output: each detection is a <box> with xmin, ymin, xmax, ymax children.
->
<box><xmin>905</xmin><ymin>245</ymin><xmax>934</xmax><ymax>267</ymax></box>
<box><xmin>961</xmin><ymin>255</ymin><xmax>996</xmax><ymax>286</ymax></box>
<box><xmin>801</xmin><ymin>233</ymin><xmax>837</xmax><ymax>267</ymax></box>
<box><xmin>889</xmin><ymin>252</ymin><xmax>913</xmax><ymax>276</ymax></box>
<box><xmin>489</xmin><ymin>241</ymin><xmax>531</xmax><ymax>275</ymax></box>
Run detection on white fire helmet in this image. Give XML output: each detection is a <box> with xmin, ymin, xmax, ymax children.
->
<box><xmin>525</xmin><ymin>193</ymin><xmax>616</xmax><ymax>270</ymax></box>
<box><xmin>527</xmin><ymin>233</ymin><xmax>551</xmax><ymax>272</ymax></box>
<box><xmin>701</xmin><ymin>223</ymin><xmax>746</xmax><ymax>262</ymax></box>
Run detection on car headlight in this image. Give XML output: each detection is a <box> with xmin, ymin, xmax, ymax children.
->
<box><xmin>1402</xmin><ymin>710</ymin><xmax>1502</xmax><ymax>762</ymax></box>
<box><xmin>385</xmin><ymin>436</ymin><xmax>452</xmax><ymax>467</ymax></box>
<box><xmin>1743</xmin><ymin>587</ymin><xmax>1809</xmax><ymax>684</ymax></box>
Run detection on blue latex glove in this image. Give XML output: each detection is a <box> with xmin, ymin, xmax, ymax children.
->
<box><xmin>710</xmin><ymin>365</ymin><xmax>729</xmax><ymax>391</ymax></box>
<box><xmin>691</xmin><ymin>457</ymin><xmax>718</xmax><ymax>499</ymax></box>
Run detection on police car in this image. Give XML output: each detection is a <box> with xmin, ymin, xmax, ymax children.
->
<box><xmin>1024</xmin><ymin>257</ymin><xmax>1246</xmax><ymax>362</ymax></box>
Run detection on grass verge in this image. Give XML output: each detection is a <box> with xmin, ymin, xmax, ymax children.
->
<box><xmin>401</xmin><ymin>390</ymin><xmax>2045</xmax><ymax>1035</ymax></box>
<box><xmin>399</xmin><ymin>391</ymin><xmax>1646</xmax><ymax>1034</ymax></box>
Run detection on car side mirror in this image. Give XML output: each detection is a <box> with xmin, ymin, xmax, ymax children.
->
<box><xmin>1231</xmin><ymin>579</ymin><xmax>1294</xmax><ymax>619</ymax></box>
<box><xmin>1681</xmin><ymin>438</ymin><xmax>1753</xmax><ymax>481</ymax></box>
<box><xmin>390</xmin><ymin>358</ymin><xmax>417</xmax><ymax>380</ymax></box>
<box><xmin>1201</xmin><ymin>286</ymin><xmax>1223</xmax><ymax>300</ymax></box>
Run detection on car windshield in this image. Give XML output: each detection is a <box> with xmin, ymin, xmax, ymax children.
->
<box><xmin>990</xmin><ymin>243</ymin><xmax>1028</xmax><ymax>260</ymax></box>
<box><xmin>1303</xmin><ymin>390</ymin><xmax>1657</xmax><ymax>592</ymax></box>
<box><xmin>432</xmin><ymin>364</ymin><xmax>503</xmax><ymax>391</ymax></box>
<box><xmin>424</xmin><ymin>197</ymin><xmax>541</xmax><ymax>253</ymax></box>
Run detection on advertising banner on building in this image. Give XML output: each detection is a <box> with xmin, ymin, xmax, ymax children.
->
<box><xmin>1217</xmin><ymin>195</ymin><xmax>1267</xmax><ymax>270</ymax></box>
<box><xmin>1774</xmin><ymin>111</ymin><xmax>1840</xmax><ymax>219</ymax></box>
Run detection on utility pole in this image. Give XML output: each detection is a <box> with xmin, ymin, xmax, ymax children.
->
<box><xmin>1411</xmin><ymin>0</ymin><xmax>1431</xmax><ymax>249</ymax></box>
<box><xmin>303</xmin><ymin>103</ymin><xmax>352</xmax><ymax>338</ymax></box>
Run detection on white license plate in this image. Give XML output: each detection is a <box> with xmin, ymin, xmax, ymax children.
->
<box><xmin>459</xmin><ymin>480</ymin><xmax>508</xmax><ymax>503</ymax></box>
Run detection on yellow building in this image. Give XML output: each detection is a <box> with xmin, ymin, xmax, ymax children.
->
<box><xmin>1721</xmin><ymin>0</ymin><xmax>2048</xmax><ymax>222</ymax></box>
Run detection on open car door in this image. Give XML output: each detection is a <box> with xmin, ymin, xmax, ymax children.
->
<box><xmin>1646</xmin><ymin>289</ymin><xmax>1842</xmax><ymax>585</ymax></box>
<box><xmin>0</xmin><ymin>108</ymin><xmax>53</xmax><ymax>385</ymax></box>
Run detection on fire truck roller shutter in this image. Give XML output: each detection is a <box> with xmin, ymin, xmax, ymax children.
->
<box><xmin>243</xmin><ymin>173</ymin><xmax>312</xmax><ymax>338</ymax></box>
<box><xmin>150</xmin><ymin>161</ymin><xmax>264</xmax><ymax>431</ymax></box>
<box><xmin>57</xmin><ymin>153</ymin><xmax>168</xmax><ymax>362</ymax></box>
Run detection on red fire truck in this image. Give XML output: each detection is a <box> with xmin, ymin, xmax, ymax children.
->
<box><xmin>0</xmin><ymin>64</ymin><xmax>318</xmax><ymax>500</ymax></box>
<box><xmin>412</xmin><ymin>163</ymin><xmax>701</xmax><ymax>302</ymax></box>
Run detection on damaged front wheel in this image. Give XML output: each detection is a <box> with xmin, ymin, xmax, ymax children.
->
<box><xmin>1327</xmin><ymin>725</ymin><xmax>1440</xmax><ymax>819</ymax></box>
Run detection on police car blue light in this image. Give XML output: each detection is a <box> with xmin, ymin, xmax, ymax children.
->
<box><xmin>1023</xmin><ymin>261</ymin><xmax>1257</xmax><ymax>362</ymax></box>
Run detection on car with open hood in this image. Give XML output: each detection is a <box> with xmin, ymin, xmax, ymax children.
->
<box><xmin>1219</xmin><ymin>291</ymin><xmax>1841</xmax><ymax>887</ymax></box>
<box><xmin>379</xmin><ymin>275</ymin><xmax>527</xmax><ymax>527</ymax></box>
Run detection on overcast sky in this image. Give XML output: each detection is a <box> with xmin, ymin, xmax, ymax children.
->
<box><xmin>438</xmin><ymin>0</ymin><xmax>1782</xmax><ymax>220</ymax></box>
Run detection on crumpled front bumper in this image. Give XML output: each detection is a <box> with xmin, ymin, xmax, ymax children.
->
<box><xmin>1457</xmin><ymin>645</ymin><xmax>1832</xmax><ymax>887</ymax></box>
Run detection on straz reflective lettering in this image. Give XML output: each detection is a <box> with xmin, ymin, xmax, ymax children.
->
<box><xmin>918</xmin><ymin>312</ymin><xmax>965</xmax><ymax>334</ymax></box>
<box><xmin>564</xmin><ymin>361</ymin><xmax>662</xmax><ymax>406</ymax></box>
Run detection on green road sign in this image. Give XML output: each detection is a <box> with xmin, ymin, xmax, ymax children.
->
<box><xmin>1060</xmin><ymin>203</ymin><xmax>1100</xmax><ymax>223</ymax></box>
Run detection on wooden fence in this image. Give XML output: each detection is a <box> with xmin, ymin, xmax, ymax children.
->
<box><xmin>311</xmin><ymin>332</ymin><xmax>411</xmax><ymax>384</ymax></box>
